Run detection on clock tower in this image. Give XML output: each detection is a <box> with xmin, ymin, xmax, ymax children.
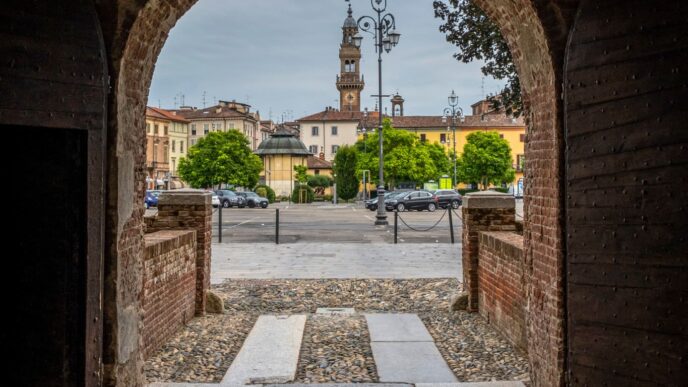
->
<box><xmin>336</xmin><ymin>4</ymin><xmax>365</xmax><ymax>112</ymax></box>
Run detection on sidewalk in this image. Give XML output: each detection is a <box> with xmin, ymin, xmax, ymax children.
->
<box><xmin>211</xmin><ymin>243</ymin><xmax>462</xmax><ymax>284</ymax></box>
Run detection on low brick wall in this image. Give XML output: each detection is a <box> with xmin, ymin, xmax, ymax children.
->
<box><xmin>142</xmin><ymin>230</ymin><xmax>197</xmax><ymax>358</ymax></box>
<box><xmin>478</xmin><ymin>231</ymin><xmax>527</xmax><ymax>350</ymax></box>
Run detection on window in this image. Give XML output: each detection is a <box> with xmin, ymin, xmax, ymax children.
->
<box><xmin>517</xmin><ymin>154</ymin><xmax>525</xmax><ymax>172</ymax></box>
<box><xmin>332</xmin><ymin>145</ymin><xmax>339</xmax><ymax>154</ymax></box>
<box><xmin>164</xmin><ymin>145</ymin><xmax>168</xmax><ymax>161</ymax></box>
<box><xmin>312</xmin><ymin>126</ymin><xmax>319</xmax><ymax>136</ymax></box>
<box><xmin>420</xmin><ymin>133</ymin><xmax>426</xmax><ymax>142</ymax></box>
<box><xmin>146</xmin><ymin>123</ymin><xmax>150</xmax><ymax>134</ymax></box>
<box><xmin>520</xmin><ymin>134</ymin><xmax>525</xmax><ymax>142</ymax></box>
<box><xmin>191</xmin><ymin>124</ymin><xmax>196</xmax><ymax>136</ymax></box>
<box><xmin>309</xmin><ymin>145</ymin><xmax>318</xmax><ymax>154</ymax></box>
<box><xmin>331</xmin><ymin>126</ymin><xmax>338</xmax><ymax>135</ymax></box>
<box><xmin>191</xmin><ymin>139</ymin><xmax>196</xmax><ymax>146</ymax></box>
<box><xmin>164</xmin><ymin>126</ymin><xmax>168</xmax><ymax>135</ymax></box>
<box><xmin>204</xmin><ymin>124</ymin><xmax>209</xmax><ymax>135</ymax></box>
<box><xmin>180</xmin><ymin>141</ymin><xmax>184</xmax><ymax>153</ymax></box>
<box><xmin>229</xmin><ymin>123</ymin><xmax>234</xmax><ymax>129</ymax></box>
<box><xmin>172</xmin><ymin>140</ymin><xmax>176</xmax><ymax>152</ymax></box>
<box><xmin>440</xmin><ymin>133</ymin><xmax>447</xmax><ymax>143</ymax></box>
<box><xmin>154</xmin><ymin>124</ymin><xmax>159</xmax><ymax>135</ymax></box>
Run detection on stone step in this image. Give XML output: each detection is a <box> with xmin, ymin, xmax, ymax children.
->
<box><xmin>220</xmin><ymin>314</ymin><xmax>307</xmax><ymax>385</ymax></box>
<box><xmin>365</xmin><ymin>314</ymin><xmax>457</xmax><ymax>383</ymax></box>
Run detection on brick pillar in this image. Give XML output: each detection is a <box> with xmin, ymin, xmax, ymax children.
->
<box><xmin>462</xmin><ymin>191</ymin><xmax>516</xmax><ymax>311</ymax></box>
<box><xmin>155</xmin><ymin>189</ymin><xmax>212</xmax><ymax>316</ymax></box>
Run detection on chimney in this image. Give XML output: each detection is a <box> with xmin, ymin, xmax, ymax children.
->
<box><xmin>319</xmin><ymin>152</ymin><xmax>325</xmax><ymax>160</ymax></box>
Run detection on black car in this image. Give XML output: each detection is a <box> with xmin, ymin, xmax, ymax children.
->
<box><xmin>433</xmin><ymin>189</ymin><xmax>462</xmax><ymax>209</ymax></box>
<box><xmin>215</xmin><ymin>190</ymin><xmax>246</xmax><ymax>208</ymax></box>
<box><xmin>237</xmin><ymin>191</ymin><xmax>269</xmax><ymax>208</ymax></box>
<box><xmin>385</xmin><ymin>190</ymin><xmax>439</xmax><ymax>212</ymax></box>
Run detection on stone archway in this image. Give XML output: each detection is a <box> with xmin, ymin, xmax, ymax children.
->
<box><xmin>97</xmin><ymin>1</ymin><xmax>576</xmax><ymax>385</ymax></box>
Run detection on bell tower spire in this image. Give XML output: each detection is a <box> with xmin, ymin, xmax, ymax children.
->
<box><xmin>336</xmin><ymin>3</ymin><xmax>365</xmax><ymax>112</ymax></box>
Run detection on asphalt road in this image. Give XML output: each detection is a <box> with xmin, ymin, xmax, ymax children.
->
<box><xmin>210</xmin><ymin>202</ymin><xmax>463</xmax><ymax>244</ymax></box>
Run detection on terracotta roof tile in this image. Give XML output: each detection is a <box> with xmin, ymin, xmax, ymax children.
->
<box><xmin>146</xmin><ymin>106</ymin><xmax>190</xmax><ymax>123</ymax></box>
<box><xmin>307</xmin><ymin>156</ymin><xmax>333</xmax><ymax>169</ymax></box>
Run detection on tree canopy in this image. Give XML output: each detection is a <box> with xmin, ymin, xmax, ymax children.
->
<box><xmin>433</xmin><ymin>0</ymin><xmax>522</xmax><ymax>116</ymax></box>
<box><xmin>456</xmin><ymin>131</ymin><xmax>515</xmax><ymax>190</ymax></box>
<box><xmin>333</xmin><ymin>145</ymin><xmax>359</xmax><ymax>201</ymax></box>
<box><xmin>178</xmin><ymin>130</ymin><xmax>263</xmax><ymax>189</ymax></box>
<box><xmin>355</xmin><ymin>119</ymin><xmax>452</xmax><ymax>188</ymax></box>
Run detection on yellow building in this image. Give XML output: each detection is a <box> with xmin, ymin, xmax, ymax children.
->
<box><xmin>358</xmin><ymin>108</ymin><xmax>525</xmax><ymax>188</ymax></box>
<box><xmin>175</xmin><ymin>100</ymin><xmax>261</xmax><ymax>150</ymax></box>
<box><xmin>145</xmin><ymin>107</ymin><xmax>171</xmax><ymax>190</ymax></box>
<box><xmin>254</xmin><ymin>130</ymin><xmax>311</xmax><ymax>197</ymax></box>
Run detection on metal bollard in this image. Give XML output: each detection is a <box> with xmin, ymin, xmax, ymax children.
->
<box><xmin>394</xmin><ymin>210</ymin><xmax>398</xmax><ymax>244</ymax></box>
<box><xmin>448</xmin><ymin>206</ymin><xmax>454</xmax><ymax>244</ymax></box>
<box><xmin>275</xmin><ymin>208</ymin><xmax>280</xmax><ymax>245</ymax></box>
<box><xmin>218</xmin><ymin>205</ymin><xmax>223</xmax><ymax>243</ymax></box>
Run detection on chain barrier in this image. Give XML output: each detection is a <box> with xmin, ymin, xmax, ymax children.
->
<box><xmin>451</xmin><ymin>207</ymin><xmax>462</xmax><ymax>220</ymax></box>
<box><xmin>397</xmin><ymin>209</ymin><xmax>447</xmax><ymax>232</ymax></box>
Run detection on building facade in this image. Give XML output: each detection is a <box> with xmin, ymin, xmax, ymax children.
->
<box><xmin>147</xmin><ymin>107</ymin><xmax>189</xmax><ymax>186</ymax></box>
<box><xmin>145</xmin><ymin>107</ymin><xmax>171</xmax><ymax>189</ymax></box>
<box><xmin>297</xmin><ymin>107</ymin><xmax>362</xmax><ymax>161</ymax></box>
<box><xmin>254</xmin><ymin>130</ymin><xmax>311</xmax><ymax>197</ymax></box>
<box><xmin>175</xmin><ymin>100</ymin><xmax>261</xmax><ymax>150</ymax></box>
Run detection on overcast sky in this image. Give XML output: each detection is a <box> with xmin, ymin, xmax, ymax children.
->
<box><xmin>148</xmin><ymin>0</ymin><xmax>505</xmax><ymax>120</ymax></box>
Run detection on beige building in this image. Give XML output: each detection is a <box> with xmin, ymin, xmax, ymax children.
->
<box><xmin>297</xmin><ymin>107</ymin><xmax>362</xmax><ymax>161</ymax></box>
<box><xmin>175</xmin><ymin>100</ymin><xmax>261</xmax><ymax>150</ymax></box>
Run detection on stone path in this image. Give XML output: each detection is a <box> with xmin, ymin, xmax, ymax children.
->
<box><xmin>211</xmin><ymin>243</ymin><xmax>461</xmax><ymax>284</ymax></box>
<box><xmin>221</xmin><ymin>315</ymin><xmax>306</xmax><ymax>384</ymax></box>
<box><xmin>366</xmin><ymin>314</ymin><xmax>457</xmax><ymax>383</ymax></box>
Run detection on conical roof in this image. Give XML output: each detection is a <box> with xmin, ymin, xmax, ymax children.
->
<box><xmin>254</xmin><ymin>129</ymin><xmax>311</xmax><ymax>156</ymax></box>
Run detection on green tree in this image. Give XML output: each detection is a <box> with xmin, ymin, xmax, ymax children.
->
<box><xmin>294</xmin><ymin>165</ymin><xmax>309</xmax><ymax>185</ymax></box>
<box><xmin>254</xmin><ymin>184</ymin><xmax>276</xmax><ymax>203</ymax></box>
<box><xmin>178</xmin><ymin>130</ymin><xmax>263</xmax><ymax>188</ymax></box>
<box><xmin>334</xmin><ymin>145</ymin><xmax>359</xmax><ymax>201</ymax></box>
<box><xmin>355</xmin><ymin>119</ymin><xmax>451</xmax><ymax>188</ymax></box>
<box><xmin>433</xmin><ymin>0</ymin><xmax>522</xmax><ymax>116</ymax></box>
<box><xmin>456</xmin><ymin>131</ymin><xmax>515</xmax><ymax>190</ymax></box>
<box><xmin>307</xmin><ymin>174</ymin><xmax>333</xmax><ymax>196</ymax></box>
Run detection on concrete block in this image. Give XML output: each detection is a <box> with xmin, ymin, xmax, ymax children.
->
<box><xmin>221</xmin><ymin>314</ymin><xmax>306</xmax><ymax>385</ymax></box>
<box><xmin>371</xmin><ymin>341</ymin><xmax>458</xmax><ymax>383</ymax></box>
<box><xmin>365</xmin><ymin>313</ymin><xmax>433</xmax><ymax>342</ymax></box>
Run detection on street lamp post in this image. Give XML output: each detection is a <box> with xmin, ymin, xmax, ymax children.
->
<box><xmin>442</xmin><ymin>90</ymin><xmax>464</xmax><ymax>188</ymax></box>
<box><xmin>352</xmin><ymin>0</ymin><xmax>401</xmax><ymax>226</ymax></box>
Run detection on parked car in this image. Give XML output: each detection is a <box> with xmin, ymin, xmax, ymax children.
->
<box><xmin>215</xmin><ymin>189</ymin><xmax>246</xmax><ymax>208</ymax></box>
<box><xmin>144</xmin><ymin>190</ymin><xmax>161</xmax><ymax>209</ymax></box>
<box><xmin>433</xmin><ymin>189</ymin><xmax>462</xmax><ymax>209</ymax></box>
<box><xmin>211</xmin><ymin>193</ymin><xmax>220</xmax><ymax>207</ymax></box>
<box><xmin>385</xmin><ymin>190</ymin><xmax>439</xmax><ymax>212</ymax></box>
<box><xmin>236</xmin><ymin>191</ymin><xmax>269</xmax><ymax>208</ymax></box>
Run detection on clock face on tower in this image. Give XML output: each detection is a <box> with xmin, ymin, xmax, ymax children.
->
<box><xmin>346</xmin><ymin>92</ymin><xmax>356</xmax><ymax>103</ymax></box>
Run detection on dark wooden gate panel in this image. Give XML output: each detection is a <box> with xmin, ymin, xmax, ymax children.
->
<box><xmin>1</xmin><ymin>1</ymin><xmax>107</xmax><ymax>386</ymax></box>
<box><xmin>564</xmin><ymin>0</ymin><xmax>688</xmax><ymax>385</ymax></box>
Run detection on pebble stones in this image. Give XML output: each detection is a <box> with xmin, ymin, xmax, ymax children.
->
<box><xmin>144</xmin><ymin>278</ymin><xmax>529</xmax><ymax>384</ymax></box>
<box><xmin>295</xmin><ymin>315</ymin><xmax>378</xmax><ymax>383</ymax></box>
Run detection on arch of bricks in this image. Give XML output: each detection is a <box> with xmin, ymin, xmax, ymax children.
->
<box><xmin>96</xmin><ymin>1</ymin><xmax>578</xmax><ymax>385</ymax></box>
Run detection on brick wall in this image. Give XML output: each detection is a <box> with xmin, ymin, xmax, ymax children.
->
<box><xmin>141</xmin><ymin>230</ymin><xmax>196</xmax><ymax>358</ymax></box>
<box><xmin>478</xmin><ymin>232</ymin><xmax>527</xmax><ymax>350</ymax></box>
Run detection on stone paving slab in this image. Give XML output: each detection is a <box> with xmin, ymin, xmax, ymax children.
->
<box><xmin>371</xmin><ymin>342</ymin><xmax>458</xmax><ymax>383</ymax></box>
<box><xmin>417</xmin><ymin>383</ymin><xmax>526</xmax><ymax>387</ymax></box>
<box><xmin>148</xmin><ymin>383</ymin><xmax>222</xmax><ymax>387</ymax></box>
<box><xmin>221</xmin><ymin>315</ymin><xmax>307</xmax><ymax>385</ymax></box>
<box><xmin>211</xmin><ymin>243</ymin><xmax>461</xmax><ymax>283</ymax></box>
<box><xmin>365</xmin><ymin>313</ymin><xmax>434</xmax><ymax>342</ymax></box>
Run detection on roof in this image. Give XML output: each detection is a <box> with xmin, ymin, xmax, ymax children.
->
<box><xmin>343</xmin><ymin>4</ymin><xmax>357</xmax><ymax>28</ymax></box>
<box><xmin>297</xmin><ymin>109</ymin><xmax>363</xmax><ymax>122</ymax></box>
<box><xmin>254</xmin><ymin>130</ymin><xmax>311</xmax><ymax>156</ymax></box>
<box><xmin>307</xmin><ymin>156</ymin><xmax>333</xmax><ymax>170</ymax></box>
<box><xmin>146</xmin><ymin>106</ymin><xmax>190</xmax><ymax>123</ymax></box>
<box><xmin>174</xmin><ymin>104</ymin><xmax>257</xmax><ymax>121</ymax></box>
<box><xmin>359</xmin><ymin>114</ymin><xmax>524</xmax><ymax>129</ymax></box>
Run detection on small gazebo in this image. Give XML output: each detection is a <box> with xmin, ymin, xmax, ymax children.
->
<box><xmin>254</xmin><ymin>129</ymin><xmax>312</xmax><ymax>197</ymax></box>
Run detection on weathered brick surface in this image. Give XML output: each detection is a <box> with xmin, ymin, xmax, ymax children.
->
<box><xmin>478</xmin><ymin>232</ymin><xmax>527</xmax><ymax>350</ymax></box>
<box><xmin>147</xmin><ymin>191</ymin><xmax>212</xmax><ymax>316</ymax></box>
<box><xmin>141</xmin><ymin>230</ymin><xmax>196</xmax><ymax>358</ymax></box>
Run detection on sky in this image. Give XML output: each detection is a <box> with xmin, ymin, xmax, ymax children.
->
<box><xmin>148</xmin><ymin>0</ymin><xmax>505</xmax><ymax>120</ymax></box>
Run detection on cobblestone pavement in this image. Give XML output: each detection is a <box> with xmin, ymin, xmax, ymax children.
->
<box><xmin>144</xmin><ymin>279</ymin><xmax>529</xmax><ymax>385</ymax></box>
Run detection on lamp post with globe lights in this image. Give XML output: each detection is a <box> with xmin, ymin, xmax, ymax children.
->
<box><xmin>351</xmin><ymin>0</ymin><xmax>400</xmax><ymax>225</ymax></box>
<box><xmin>442</xmin><ymin>90</ymin><xmax>464</xmax><ymax>188</ymax></box>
